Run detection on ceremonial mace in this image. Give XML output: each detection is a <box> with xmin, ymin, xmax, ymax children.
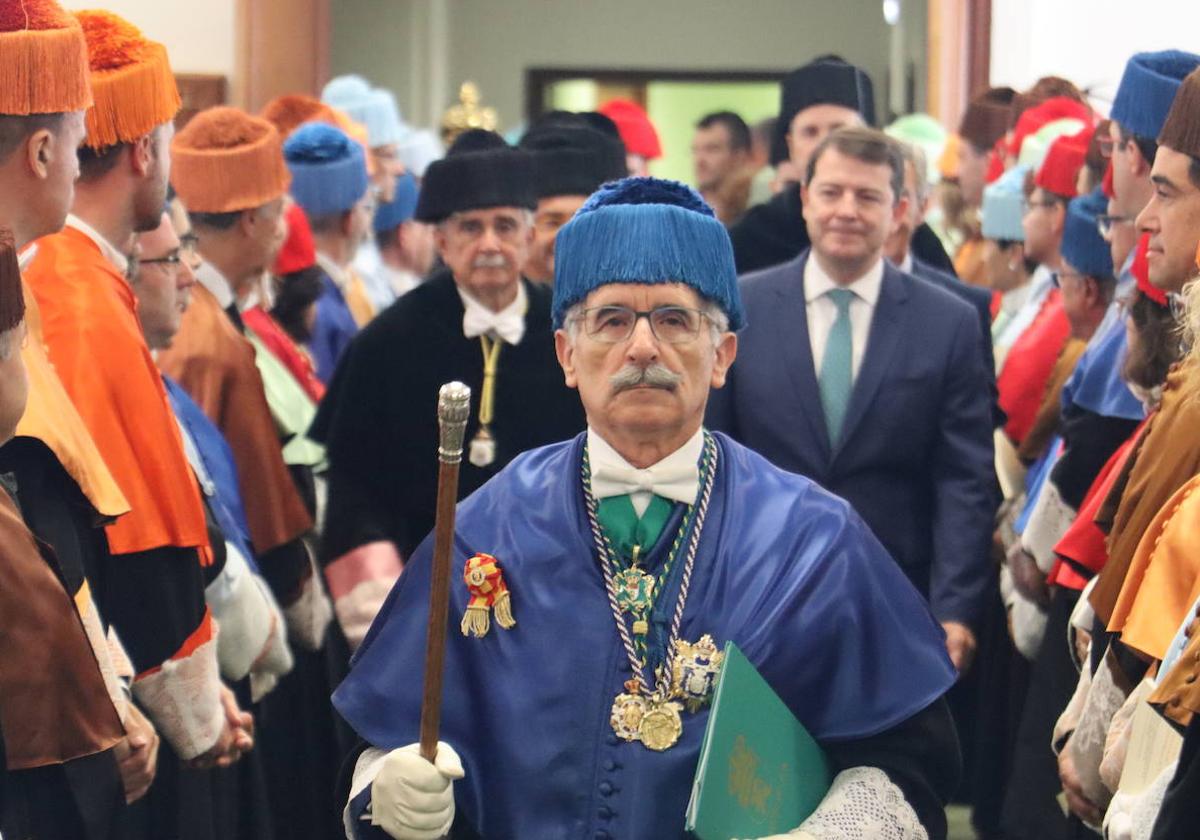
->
<box><xmin>419</xmin><ymin>381</ymin><xmax>472</xmax><ymax>762</ymax></box>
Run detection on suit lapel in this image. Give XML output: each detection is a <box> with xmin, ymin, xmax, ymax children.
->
<box><xmin>772</xmin><ymin>253</ymin><xmax>833</xmax><ymax>460</ymax></box>
<box><xmin>833</xmin><ymin>264</ymin><xmax>909</xmax><ymax>460</ymax></box>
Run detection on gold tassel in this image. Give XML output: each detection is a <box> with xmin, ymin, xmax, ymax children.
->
<box><xmin>460</xmin><ymin>605</ymin><xmax>491</xmax><ymax>638</ymax></box>
<box><xmin>493</xmin><ymin>591</ymin><xmax>516</xmax><ymax>630</ymax></box>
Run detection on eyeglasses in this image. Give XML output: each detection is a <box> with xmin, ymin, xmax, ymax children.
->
<box><xmin>1097</xmin><ymin>136</ymin><xmax>1115</xmax><ymax>159</ymax></box>
<box><xmin>1096</xmin><ymin>213</ymin><xmax>1133</xmax><ymax>239</ymax></box>
<box><xmin>578</xmin><ymin>305</ymin><xmax>710</xmax><ymax>344</ymax></box>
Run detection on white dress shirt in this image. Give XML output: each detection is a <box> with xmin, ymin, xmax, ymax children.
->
<box><xmin>994</xmin><ymin>264</ymin><xmax>1054</xmax><ymax>353</ymax></box>
<box><xmin>804</xmin><ymin>255</ymin><xmax>884</xmax><ymax>380</ymax></box>
<box><xmin>65</xmin><ymin>214</ymin><xmax>129</xmax><ymax>274</ymax></box>
<box><xmin>195</xmin><ymin>260</ymin><xmax>236</xmax><ymax>309</ymax></box>
<box><xmin>587</xmin><ymin>426</ymin><xmax>705</xmax><ymax>517</ymax></box>
<box><xmin>457</xmin><ymin>282</ymin><xmax>528</xmax><ymax>345</ymax></box>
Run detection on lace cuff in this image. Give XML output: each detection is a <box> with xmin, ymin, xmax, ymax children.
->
<box><xmin>794</xmin><ymin>767</ymin><xmax>928</xmax><ymax>840</ymax></box>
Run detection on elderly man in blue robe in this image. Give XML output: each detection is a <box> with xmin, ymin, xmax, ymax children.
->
<box><xmin>334</xmin><ymin>178</ymin><xmax>962</xmax><ymax>839</ymax></box>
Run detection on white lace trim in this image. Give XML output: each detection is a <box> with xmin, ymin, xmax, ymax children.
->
<box><xmin>207</xmin><ymin>541</ymin><xmax>273</xmax><ymax>681</ymax></box>
<box><xmin>1011</xmin><ymin>589</ymin><xmax>1049</xmax><ymax>661</ymax></box>
<box><xmin>796</xmin><ymin>767</ymin><xmax>928</xmax><ymax>840</ymax></box>
<box><xmin>131</xmin><ymin>634</ymin><xmax>224</xmax><ymax>760</ymax></box>
<box><xmin>1022</xmin><ymin>479</ymin><xmax>1078</xmax><ymax>573</ymax></box>
<box><xmin>343</xmin><ymin>748</ymin><xmax>389</xmax><ymax>839</ymax></box>
<box><xmin>335</xmin><ymin>577</ymin><xmax>398</xmax><ymax>651</ymax></box>
<box><xmin>1068</xmin><ymin>653</ymin><xmax>1128</xmax><ymax>809</ymax></box>
<box><xmin>1104</xmin><ymin>759</ymin><xmax>1178</xmax><ymax>840</ymax></box>
<box><xmin>283</xmin><ymin>548</ymin><xmax>334</xmax><ymax>652</ymax></box>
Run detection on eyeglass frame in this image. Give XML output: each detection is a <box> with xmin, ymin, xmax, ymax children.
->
<box><xmin>575</xmin><ymin>304</ymin><xmax>713</xmax><ymax>344</ymax></box>
<box><xmin>1096</xmin><ymin>213</ymin><xmax>1133</xmax><ymax>239</ymax></box>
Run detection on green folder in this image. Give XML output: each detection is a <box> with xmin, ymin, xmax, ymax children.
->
<box><xmin>685</xmin><ymin>642</ymin><xmax>832</xmax><ymax>839</ymax></box>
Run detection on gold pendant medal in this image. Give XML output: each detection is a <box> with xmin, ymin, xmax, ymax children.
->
<box><xmin>638</xmin><ymin>700</ymin><xmax>684</xmax><ymax>751</ymax></box>
<box><xmin>610</xmin><ymin>689</ymin><xmax>648</xmax><ymax>742</ymax></box>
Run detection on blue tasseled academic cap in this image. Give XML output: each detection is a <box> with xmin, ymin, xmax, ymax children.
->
<box><xmin>1110</xmin><ymin>50</ymin><xmax>1200</xmax><ymax>141</ymax></box>
<box><xmin>284</xmin><ymin>122</ymin><xmax>369</xmax><ymax>218</ymax></box>
<box><xmin>1061</xmin><ymin>188</ymin><xmax>1114</xmax><ymax>280</ymax></box>
<box><xmin>551</xmin><ymin>177</ymin><xmax>744</xmax><ymax>330</ymax></box>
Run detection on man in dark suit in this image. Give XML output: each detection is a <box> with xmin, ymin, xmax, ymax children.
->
<box><xmin>884</xmin><ymin>140</ymin><xmax>1002</xmax><ymax>428</ymax></box>
<box><xmin>708</xmin><ymin>127</ymin><xmax>995</xmax><ymax>672</ymax></box>
<box><xmin>729</xmin><ymin>57</ymin><xmax>957</xmax><ymax>277</ymax></box>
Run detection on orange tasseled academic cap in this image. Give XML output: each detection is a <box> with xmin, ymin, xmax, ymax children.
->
<box><xmin>0</xmin><ymin>0</ymin><xmax>91</xmax><ymax>115</ymax></box>
<box><xmin>74</xmin><ymin>9</ymin><xmax>180</xmax><ymax>149</ymax></box>
<box><xmin>170</xmin><ymin>106</ymin><xmax>291</xmax><ymax>213</ymax></box>
<box><xmin>260</xmin><ymin>94</ymin><xmax>376</xmax><ymax>176</ymax></box>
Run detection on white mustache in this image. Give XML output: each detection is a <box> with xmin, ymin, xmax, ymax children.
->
<box><xmin>473</xmin><ymin>254</ymin><xmax>507</xmax><ymax>269</ymax></box>
<box><xmin>610</xmin><ymin>363</ymin><xmax>683</xmax><ymax>393</ymax></box>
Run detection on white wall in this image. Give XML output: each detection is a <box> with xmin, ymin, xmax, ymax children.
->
<box><xmin>333</xmin><ymin>0</ymin><xmax>930</xmax><ymax>130</ymax></box>
<box><xmin>991</xmin><ymin>0</ymin><xmax>1200</xmax><ymax>115</ymax></box>
<box><xmin>70</xmin><ymin>0</ymin><xmax>238</xmax><ymax>79</ymax></box>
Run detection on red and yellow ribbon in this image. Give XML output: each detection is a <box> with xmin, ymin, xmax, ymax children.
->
<box><xmin>460</xmin><ymin>552</ymin><xmax>516</xmax><ymax>638</ymax></box>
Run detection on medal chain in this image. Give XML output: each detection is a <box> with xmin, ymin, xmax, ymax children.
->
<box><xmin>582</xmin><ymin>432</ymin><xmax>718</xmax><ymax>701</ymax></box>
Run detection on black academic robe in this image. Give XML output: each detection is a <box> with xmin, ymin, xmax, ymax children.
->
<box><xmin>0</xmin><ymin>440</ymin><xmax>126</xmax><ymax>840</ymax></box>
<box><xmin>310</xmin><ymin>270</ymin><xmax>587</xmax><ymax>562</ymax></box>
<box><xmin>730</xmin><ymin>183</ymin><xmax>957</xmax><ymax>276</ymax></box>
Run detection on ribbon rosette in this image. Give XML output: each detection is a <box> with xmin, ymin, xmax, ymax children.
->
<box><xmin>460</xmin><ymin>552</ymin><xmax>516</xmax><ymax>638</ymax></box>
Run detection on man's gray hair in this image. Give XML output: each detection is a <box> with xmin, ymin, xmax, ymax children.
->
<box><xmin>896</xmin><ymin>141</ymin><xmax>931</xmax><ymax>206</ymax></box>
<box><xmin>563</xmin><ymin>297</ymin><xmax>730</xmax><ymax>344</ymax></box>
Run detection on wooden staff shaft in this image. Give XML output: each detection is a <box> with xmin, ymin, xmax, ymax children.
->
<box><xmin>419</xmin><ymin>382</ymin><xmax>470</xmax><ymax>763</ymax></box>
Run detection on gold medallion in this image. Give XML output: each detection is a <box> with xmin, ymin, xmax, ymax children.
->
<box><xmin>638</xmin><ymin>701</ymin><xmax>683</xmax><ymax>751</ymax></box>
<box><xmin>609</xmin><ymin>692</ymin><xmax>647</xmax><ymax>742</ymax></box>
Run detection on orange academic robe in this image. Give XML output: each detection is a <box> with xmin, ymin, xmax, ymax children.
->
<box><xmin>157</xmin><ymin>283</ymin><xmax>313</xmax><ymax>558</ymax></box>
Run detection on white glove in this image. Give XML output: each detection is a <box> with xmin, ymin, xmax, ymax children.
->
<box><xmin>370</xmin><ymin>742</ymin><xmax>464</xmax><ymax>840</ymax></box>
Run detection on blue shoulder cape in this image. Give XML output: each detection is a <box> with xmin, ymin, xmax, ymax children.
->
<box><xmin>335</xmin><ymin>433</ymin><xmax>955</xmax><ymax>839</ymax></box>
<box><xmin>164</xmin><ymin>376</ymin><xmax>257</xmax><ymax>570</ymax></box>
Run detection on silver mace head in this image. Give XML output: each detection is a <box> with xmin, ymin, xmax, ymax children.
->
<box><xmin>437</xmin><ymin>381</ymin><xmax>472</xmax><ymax>463</ymax></box>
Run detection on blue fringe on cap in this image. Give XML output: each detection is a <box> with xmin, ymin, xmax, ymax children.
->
<box><xmin>1110</xmin><ymin>50</ymin><xmax>1200</xmax><ymax>140</ymax></box>
<box><xmin>981</xmin><ymin>165</ymin><xmax>1029</xmax><ymax>242</ymax></box>
<box><xmin>1062</xmin><ymin>188</ymin><xmax>1114</xmax><ymax>280</ymax></box>
<box><xmin>551</xmin><ymin>177</ymin><xmax>743</xmax><ymax>329</ymax></box>
<box><xmin>373</xmin><ymin>171</ymin><xmax>419</xmax><ymax>233</ymax></box>
<box><xmin>321</xmin><ymin>74</ymin><xmax>407</xmax><ymax>148</ymax></box>
<box><xmin>284</xmin><ymin>123</ymin><xmax>370</xmax><ymax>218</ymax></box>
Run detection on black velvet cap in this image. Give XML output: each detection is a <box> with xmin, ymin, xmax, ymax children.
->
<box><xmin>414</xmin><ymin>130</ymin><xmax>536</xmax><ymax>222</ymax></box>
<box><xmin>520</xmin><ymin>124</ymin><xmax>627</xmax><ymax>199</ymax></box>
<box><xmin>772</xmin><ymin>58</ymin><xmax>876</xmax><ymax>163</ymax></box>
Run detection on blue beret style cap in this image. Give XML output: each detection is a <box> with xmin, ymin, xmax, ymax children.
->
<box><xmin>373</xmin><ymin>171</ymin><xmax>419</xmax><ymax>233</ymax></box>
<box><xmin>981</xmin><ymin>164</ymin><xmax>1029</xmax><ymax>242</ymax></box>
<box><xmin>283</xmin><ymin>122</ymin><xmax>370</xmax><ymax>218</ymax></box>
<box><xmin>1061</xmin><ymin>188</ymin><xmax>1115</xmax><ymax>280</ymax></box>
<box><xmin>1110</xmin><ymin>50</ymin><xmax>1200</xmax><ymax>141</ymax></box>
<box><xmin>551</xmin><ymin>177</ymin><xmax>744</xmax><ymax>330</ymax></box>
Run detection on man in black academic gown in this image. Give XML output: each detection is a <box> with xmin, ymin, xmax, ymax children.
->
<box><xmin>310</xmin><ymin>131</ymin><xmax>586</xmax><ymax>648</ymax></box>
<box><xmin>730</xmin><ymin>56</ymin><xmax>956</xmax><ymax>276</ymax></box>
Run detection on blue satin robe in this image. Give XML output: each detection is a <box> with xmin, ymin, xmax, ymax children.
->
<box><xmin>335</xmin><ymin>433</ymin><xmax>957</xmax><ymax>839</ymax></box>
<box><xmin>309</xmin><ymin>274</ymin><xmax>359</xmax><ymax>384</ymax></box>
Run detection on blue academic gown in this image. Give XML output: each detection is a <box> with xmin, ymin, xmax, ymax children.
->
<box><xmin>309</xmin><ymin>274</ymin><xmax>360</xmax><ymax>384</ymax></box>
<box><xmin>707</xmin><ymin>253</ymin><xmax>996</xmax><ymax>628</ymax></box>
<box><xmin>164</xmin><ymin>376</ymin><xmax>257</xmax><ymax>569</ymax></box>
<box><xmin>336</xmin><ymin>433</ymin><xmax>957</xmax><ymax>839</ymax></box>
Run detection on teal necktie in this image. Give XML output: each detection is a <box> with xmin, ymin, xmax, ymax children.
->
<box><xmin>818</xmin><ymin>288</ymin><xmax>856</xmax><ymax>443</ymax></box>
